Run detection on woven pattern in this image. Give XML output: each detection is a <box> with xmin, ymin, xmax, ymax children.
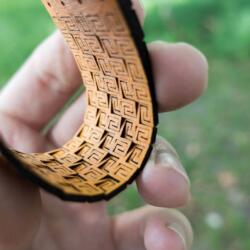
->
<box><xmin>2</xmin><ymin>0</ymin><xmax>157</xmax><ymax>202</ymax></box>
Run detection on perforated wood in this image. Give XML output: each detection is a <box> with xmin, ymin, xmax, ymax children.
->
<box><xmin>0</xmin><ymin>0</ymin><xmax>158</xmax><ymax>202</ymax></box>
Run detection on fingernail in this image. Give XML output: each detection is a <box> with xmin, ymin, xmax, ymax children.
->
<box><xmin>156</xmin><ymin>152</ymin><xmax>190</xmax><ymax>186</ymax></box>
<box><xmin>167</xmin><ymin>224</ymin><xmax>187</xmax><ymax>250</ymax></box>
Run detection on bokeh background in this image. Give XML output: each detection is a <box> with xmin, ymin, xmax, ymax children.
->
<box><xmin>1</xmin><ymin>0</ymin><xmax>250</xmax><ymax>249</ymax></box>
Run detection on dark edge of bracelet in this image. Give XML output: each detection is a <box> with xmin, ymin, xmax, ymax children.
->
<box><xmin>0</xmin><ymin>0</ymin><xmax>158</xmax><ymax>202</ymax></box>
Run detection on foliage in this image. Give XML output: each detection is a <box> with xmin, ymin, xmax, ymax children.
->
<box><xmin>144</xmin><ymin>0</ymin><xmax>250</xmax><ymax>59</ymax></box>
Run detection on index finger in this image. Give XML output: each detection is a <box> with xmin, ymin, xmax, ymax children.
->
<box><xmin>0</xmin><ymin>31</ymin><xmax>81</xmax><ymax>130</ymax></box>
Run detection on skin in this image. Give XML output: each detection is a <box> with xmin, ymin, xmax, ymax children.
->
<box><xmin>0</xmin><ymin>1</ymin><xmax>208</xmax><ymax>250</ymax></box>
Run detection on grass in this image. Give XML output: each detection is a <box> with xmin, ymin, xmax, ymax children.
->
<box><xmin>0</xmin><ymin>0</ymin><xmax>54</xmax><ymax>85</ymax></box>
<box><xmin>1</xmin><ymin>1</ymin><xmax>250</xmax><ymax>249</ymax></box>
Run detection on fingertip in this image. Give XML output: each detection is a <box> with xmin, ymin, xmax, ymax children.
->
<box><xmin>144</xmin><ymin>216</ymin><xmax>186</xmax><ymax>250</ymax></box>
<box><xmin>176</xmin><ymin>42</ymin><xmax>209</xmax><ymax>94</ymax></box>
<box><xmin>148</xmin><ymin>41</ymin><xmax>208</xmax><ymax>112</ymax></box>
<box><xmin>137</xmin><ymin>164</ymin><xmax>191</xmax><ymax>208</ymax></box>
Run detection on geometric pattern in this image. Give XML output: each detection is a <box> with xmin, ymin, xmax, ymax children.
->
<box><xmin>0</xmin><ymin>0</ymin><xmax>158</xmax><ymax>202</ymax></box>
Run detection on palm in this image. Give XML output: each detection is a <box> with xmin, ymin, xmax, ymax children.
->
<box><xmin>26</xmin><ymin>136</ymin><xmax>114</xmax><ymax>250</ymax></box>
<box><xmin>36</xmin><ymin>197</ymin><xmax>114</xmax><ymax>250</ymax></box>
<box><xmin>31</xmin><ymin>131</ymin><xmax>118</xmax><ymax>250</ymax></box>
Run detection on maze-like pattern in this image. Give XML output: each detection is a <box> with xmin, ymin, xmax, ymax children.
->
<box><xmin>2</xmin><ymin>0</ymin><xmax>158</xmax><ymax>201</ymax></box>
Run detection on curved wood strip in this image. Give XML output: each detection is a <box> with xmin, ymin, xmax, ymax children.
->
<box><xmin>0</xmin><ymin>0</ymin><xmax>158</xmax><ymax>202</ymax></box>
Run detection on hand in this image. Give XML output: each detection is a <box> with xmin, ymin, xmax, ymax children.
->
<box><xmin>0</xmin><ymin>1</ymin><xmax>208</xmax><ymax>250</ymax></box>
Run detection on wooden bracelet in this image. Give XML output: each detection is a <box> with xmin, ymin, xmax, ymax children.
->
<box><xmin>0</xmin><ymin>0</ymin><xmax>158</xmax><ymax>202</ymax></box>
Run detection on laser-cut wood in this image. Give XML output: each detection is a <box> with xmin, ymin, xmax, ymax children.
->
<box><xmin>0</xmin><ymin>0</ymin><xmax>158</xmax><ymax>202</ymax></box>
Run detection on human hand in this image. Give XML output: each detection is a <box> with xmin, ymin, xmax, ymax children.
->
<box><xmin>0</xmin><ymin>1</ymin><xmax>208</xmax><ymax>250</ymax></box>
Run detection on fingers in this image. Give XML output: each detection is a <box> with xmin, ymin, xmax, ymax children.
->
<box><xmin>136</xmin><ymin>136</ymin><xmax>191</xmax><ymax>208</ymax></box>
<box><xmin>149</xmin><ymin>41</ymin><xmax>208</xmax><ymax>112</ymax></box>
<box><xmin>113</xmin><ymin>206</ymin><xmax>193</xmax><ymax>250</ymax></box>
<box><xmin>0</xmin><ymin>31</ymin><xmax>81</xmax><ymax>130</ymax></box>
<box><xmin>0</xmin><ymin>157</ymin><xmax>41</xmax><ymax>250</ymax></box>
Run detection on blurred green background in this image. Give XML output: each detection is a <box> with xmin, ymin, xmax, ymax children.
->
<box><xmin>0</xmin><ymin>0</ymin><xmax>250</xmax><ymax>249</ymax></box>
